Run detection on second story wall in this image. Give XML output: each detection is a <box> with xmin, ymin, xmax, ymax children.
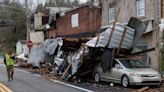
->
<box><xmin>48</xmin><ymin>5</ymin><xmax>102</xmax><ymax>38</ymax></box>
<box><xmin>101</xmin><ymin>0</ymin><xmax>160</xmax><ymax>25</ymax></box>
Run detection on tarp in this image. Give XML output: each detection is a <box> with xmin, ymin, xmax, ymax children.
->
<box><xmin>28</xmin><ymin>45</ymin><xmax>46</xmax><ymax>66</ymax></box>
<box><xmin>28</xmin><ymin>38</ymin><xmax>63</xmax><ymax>67</ymax></box>
<box><xmin>44</xmin><ymin>38</ymin><xmax>63</xmax><ymax>55</ymax></box>
<box><xmin>101</xmin><ymin>49</ymin><xmax>112</xmax><ymax>72</ymax></box>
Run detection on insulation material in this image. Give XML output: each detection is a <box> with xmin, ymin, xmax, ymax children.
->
<box><xmin>54</xmin><ymin>56</ymin><xmax>64</xmax><ymax>67</ymax></box>
<box><xmin>44</xmin><ymin>39</ymin><xmax>58</xmax><ymax>55</ymax></box>
<box><xmin>28</xmin><ymin>45</ymin><xmax>46</xmax><ymax>66</ymax></box>
<box><xmin>71</xmin><ymin>48</ymin><xmax>84</xmax><ymax>75</ymax></box>
<box><xmin>44</xmin><ymin>38</ymin><xmax>63</xmax><ymax>55</ymax></box>
<box><xmin>86</xmin><ymin>24</ymin><xmax>135</xmax><ymax>49</ymax></box>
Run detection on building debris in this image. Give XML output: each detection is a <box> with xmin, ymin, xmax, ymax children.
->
<box><xmin>21</xmin><ymin>17</ymin><xmax>162</xmax><ymax>88</ymax></box>
<box><xmin>133</xmin><ymin>86</ymin><xmax>149</xmax><ymax>92</ymax></box>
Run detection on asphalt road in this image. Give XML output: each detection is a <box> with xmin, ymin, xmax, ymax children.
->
<box><xmin>0</xmin><ymin>64</ymin><xmax>92</xmax><ymax>92</ymax></box>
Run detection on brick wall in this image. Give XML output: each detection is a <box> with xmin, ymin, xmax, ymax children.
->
<box><xmin>48</xmin><ymin>5</ymin><xmax>101</xmax><ymax>38</ymax></box>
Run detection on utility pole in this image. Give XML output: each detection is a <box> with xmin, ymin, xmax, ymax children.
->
<box><xmin>25</xmin><ymin>0</ymin><xmax>30</xmax><ymax>40</ymax></box>
<box><xmin>161</xmin><ymin>0</ymin><xmax>164</xmax><ymax>18</ymax></box>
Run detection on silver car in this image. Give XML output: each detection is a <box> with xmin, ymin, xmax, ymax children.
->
<box><xmin>94</xmin><ymin>58</ymin><xmax>162</xmax><ymax>87</ymax></box>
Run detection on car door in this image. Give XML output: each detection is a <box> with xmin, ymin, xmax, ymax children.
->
<box><xmin>110</xmin><ymin>61</ymin><xmax>123</xmax><ymax>83</ymax></box>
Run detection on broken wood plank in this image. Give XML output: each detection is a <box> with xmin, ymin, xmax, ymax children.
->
<box><xmin>80</xmin><ymin>44</ymin><xmax>85</xmax><ymax>64</ymax></box>
<box><xmin>79</xmin><ymin>70</ymin><xmax>93</xmax><ymax>76</ymax></box>
<box><xmin>135</xmin><ymin>86</ymin><xmax>149</xmax><ymax>92</ymax></box>
<box><xmin>61</xmin><ymin>44</ymin><xmax>85</xmax><ymax>80</ymax></box>
<box><xmin>117</xmin><ymin>28</ymin><xmax>127</xmax><ymax>54</ymax></box>
<box><xmin>131</xmin><ymin>48</ymin><xmax>155</xmax><ymax>55</ymax></box>
<box><xmin>106</xmin><ymin>8</ymin><xmax>120</xmax><ymax>47</ymax></box>
<box><xmin>60</xmin><ymin>64</ymin><xmax>72</xmax><ymax>80</ymax></box>
<box><xmin>63</xmin><ymin>38</ymin><xmax>91</xmax><ymax>42</ymax></box>
<box><xmin>95</xmin><ymin>34</ymin><xmax>100</xmax><ymax>47</ymax></box>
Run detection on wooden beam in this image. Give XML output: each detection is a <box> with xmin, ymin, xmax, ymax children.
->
<box><xmin>116</xmin><ymin>28</ymin><xmax>127</xmax><ymax>54</ymax></box>
<box><xmin>106</xmin><ymin>8</ymin><xmax>120</xmax><ymax>47</ymax></box>
<box><xmin>95</xmin><ymin>34</ymin><xmax>100</xmax><ymax>47</ymax></box>
<box><xmin>60</xmin><ymin>64</ymin><xmax>71</xmax><ymax>80</ymax></box>
<box><xmin>131</xmin><ymin>48</ymin><xmax>155</xmax><ymax>55</ymax></box>
<box><xmin>80</xmin><ymin>44</ymin><xmax>85</xmax><ymax>64</ymax></box>
<box><xmin>79</xmin><ymin>70</ymin><xmax>93</xmax><ymax>76</ymax></box>
<box><xmin>135</xmin><ymin>86</ymin><xmax>149</xmax><ymax>92</ymax></box>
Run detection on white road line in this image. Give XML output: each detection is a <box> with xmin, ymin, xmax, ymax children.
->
<box><xmin>51</xmin><ymin>79</ymin><xmax>94</xmax><ymax>92</ymax></box>
<box><xmin>33</xmin><ymin>74</ymin><xmax>41</xmax><ymax>77</ymax></box>
<box><xmin>16</xmin><ymin>68</ymin><xmax>41</xmax><ymax>77</ymax></box>
<box><xmin>16</xmin><ymin>68</ymin><xmax>31</xmax><ymax>74</ymax></box>
<box><xmin>1</xmin><ymin>63</ymin><xmax>94</xmax><ymax>92</ymax></box>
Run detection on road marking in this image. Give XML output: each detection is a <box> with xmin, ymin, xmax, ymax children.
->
<box><xmin>33</xmin><ymin>74</ymin><xmax>41</xmax><ymax>77</ymax></box>
<box><xmin>12</xmin><ymin>68</ymin><xmax>94</xmax><ymax>92</ymax></box>
<box><xmin>1</xmin><ymin>63</ymin><xmax>94</xmax><ymax>92</ymax></box>
<box><xmin>16</xmin><ymin>68</ymin><xmax>30</xmax><ymax>74</ymax></box>
<box><xmin>51</xmin><ymin>79</ymin><xmax>94</xmax><ymax>92</ymax></box>
<box><xmin>0</xmin><ymin>83</ymin><xmax>13</xmax><ymax>92</ymax></box>
<box><xmin>16</xmin><ymin>68</ymin><xmax>41</xmax><ymax>78</ymax></box>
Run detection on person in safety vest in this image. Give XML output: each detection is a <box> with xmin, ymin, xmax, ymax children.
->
<box><xmin>4</xmin><ymin>51</ymin><xmax>15</xmax><ymax>81</ymax></box>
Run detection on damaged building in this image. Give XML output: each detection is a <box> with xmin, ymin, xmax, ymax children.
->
<box><xmin>46</xmin><ymin>0</ymin><xmax>162</xmax><ymax>71</ymax></box>
<box><xmin>101</xmin><ymin>0</ymin><xmax>161</xmax><ymax>71</ymax></box>
<box><xmin>24</xmin><ymin>0</ymin><xmax>164</xmax><ymax>83</ymax></box>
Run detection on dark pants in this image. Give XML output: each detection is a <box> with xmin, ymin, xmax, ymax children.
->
<box><xmin>6</xmin><ymin>65</ymin><xmax>14</xmax><ymax>81</ymax></box>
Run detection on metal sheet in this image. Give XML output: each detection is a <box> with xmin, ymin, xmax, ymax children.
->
<box><xmin>85</xmin><ymin>24</ymin><xmax>135</xmax><ymax>49</ymax></box>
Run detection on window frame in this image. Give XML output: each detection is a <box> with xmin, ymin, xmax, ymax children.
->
<box><xmin>108</xmin><ymin>7</ymin><xmax>115</xmax><ymax>22</ymax></box>
<box><xmin>136</xmin><ymin>0</ymin><xmax>146</xmax><ymax>17</ymax></box>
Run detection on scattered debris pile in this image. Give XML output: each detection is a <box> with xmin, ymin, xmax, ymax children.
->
<box><xmin>19</xmin><ymin>17</ymin><xmax>150</xmax><ymax>83</ymax></box>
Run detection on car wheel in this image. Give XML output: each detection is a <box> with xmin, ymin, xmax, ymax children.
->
<box><xmin>121</xmin><ymin>75</ymin><xmax>129</xmax><ymax>88</ymax></box>
<box><xmin>94</xmin><ymin>72</ymin><xmax>100</xmax><ymax>83</ymax></box>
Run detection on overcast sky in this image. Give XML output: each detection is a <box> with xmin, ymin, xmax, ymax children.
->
<box><xmin>17</xmin><ymin>0</ymin><xmax>88</xmax><ymax>6</ymax></box>
<box><xmin>16</xmin><ymin>0</ymin><xmax>88</xmax><ymax>10</ymax></box>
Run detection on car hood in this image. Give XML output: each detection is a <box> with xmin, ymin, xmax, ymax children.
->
<box><xmin>127</xmin><ymin>68</ymin><xmax>159</xmax><ymax>75</ymax></box>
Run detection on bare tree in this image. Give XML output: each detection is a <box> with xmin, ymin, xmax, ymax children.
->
<box><xmin>45</xmin><ymin>0</ymin><xmax>80</xmax><ymax>7</ymax></box>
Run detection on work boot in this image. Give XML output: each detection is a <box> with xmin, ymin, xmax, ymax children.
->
<box><xmin>11</xmin><ymin>73</ymin><xmax>14</xmax><ymax>80</ymax></box>
<box><xmin>11</xmin><ymin>76</ymin><xmax>13</xmax><ymax>80</ymax></box>
<box><xmin>7</xmin><ymin>74</ymin><xmax>10</xmax><ymax>81</ymax></box>
<box><xmin>8</xmin><ymin>78</ymin><xmax>10</xmax><ymax>81</ymax></box>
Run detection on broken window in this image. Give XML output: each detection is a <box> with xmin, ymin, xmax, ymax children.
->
<box><xmin>136</xmin><ymin>0</ymin><xmax>145</xmax><ymax>17</ymax></box>
<box><xmin>42</xmin><ymin>16</ymin><xmax>49</xmax><ymax>25</ymax></box>
<box><xmin>132</xmin><ymin>43</ymin><xmax>148</xmax><ymax>63</ymax></box>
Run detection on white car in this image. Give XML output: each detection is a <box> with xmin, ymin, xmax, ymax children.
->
<box><xmin>94</xmin><ymin>58</ymin><xmax>162</xmax><ymax>87</ymax></box>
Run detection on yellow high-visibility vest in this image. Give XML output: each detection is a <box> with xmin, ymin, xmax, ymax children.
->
<box><xmin>5</xmin><ymin>54</ymin><xmax>14</xmax><ymax>66</ymax></box>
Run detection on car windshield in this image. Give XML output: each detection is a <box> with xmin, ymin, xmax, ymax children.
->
<box><xmin>119</xmin><ymin>59</ymin><xmax>148</xmax><ymax>68</ymax></box>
